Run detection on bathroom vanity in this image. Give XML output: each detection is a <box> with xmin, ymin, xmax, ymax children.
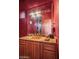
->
<box><xmin>19</xmin><ymin>35</ymin><xmax>57</xmax><ymax>59</ymax></box>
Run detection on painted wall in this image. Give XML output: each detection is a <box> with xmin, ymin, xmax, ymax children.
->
<box><xmin>53</xmin><ymin>0</ymin><xmax>59</xmax><ymax>44</ymax></box>
<box><xmin>19</xmin><ymin>0</ymin><xmax>27</xmax><ymax>37</ymax></box>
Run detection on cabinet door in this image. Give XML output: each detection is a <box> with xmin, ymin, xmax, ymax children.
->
<box><xmin>28</xmin><ymin>41</ymin><xmax>34</xmax><ymax>59</ymax></box>
<box><xmin>28</xmin><ymin>41</ymin><xmax>40</xmax><ymax>59</ymax></box>
<box><xmin>19</xmin><ymin>40</ymin><xmax>29</xmax><ymax>56</ymax></box>
<box><xmin>43</xmin><ymin>50</ymin><xmax>56</xmax><ymax>59</ymax></box>
<box><xmin>33</xmin><ymin>42</ymin><xmax>40</xmax><ymax>59</ymax></box>
<box><xmin>19</xmin><ymin>44</ymin><xmax>27</xmax><ymax>56</ymax></box>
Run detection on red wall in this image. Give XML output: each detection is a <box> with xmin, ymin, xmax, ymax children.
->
<box><xmin>19</xmin><ymin>0</ymin><xmax>27</xmax><ymax>37</ymax></box>
<box><xmin>53</xmin><ymin>0</ymin><xmax>59</xmax><ymax>44</ymax></box>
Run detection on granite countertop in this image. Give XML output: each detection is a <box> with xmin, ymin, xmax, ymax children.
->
<box><xmin>20</xmin><ymin>35</ymin><xmax>56</xmax><ymax>44</ymax></box>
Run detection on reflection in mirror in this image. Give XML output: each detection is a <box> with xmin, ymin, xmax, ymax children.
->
<box><xmin>29</xmin><ymin>10</ymin><xmax>42</xmax><ymax>34</ymax></box>
<box><xmin>27</xmin><ymin>1</ymin><xmax>54</xmax><ymax>37</ymax></box>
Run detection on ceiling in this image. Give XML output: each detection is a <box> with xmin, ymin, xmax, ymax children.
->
<box><xmin>20</xmin><ymin>0</ymin><xmax>52</xmax><ymax>10</ymax></box>
<box><xmin>26</xmin><ymin>0</ymin><xmax>52</xmax><ymax>9</ymax></box>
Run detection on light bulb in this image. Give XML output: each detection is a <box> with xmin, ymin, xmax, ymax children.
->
<box><xmin>35</xmin><ymin>11</ymin><xmax>41</xmax><ymax>17</ymax></box>
<box><xmin>20</xmin><ymin>11</ymin><xmax>25</xmax><ymax>19</ymax></box>
<box><xmin>35</xmin><ymin>11</ymin><xmax>41</xmax><ymax>15</ymax></box>
<box><xmin>29</xmin><ymin>12</ymin><xmax>36</xmax><ymax>18</ymax></box>
<box><xmin>30</xmin><ymin>21</ymin><xmax>32</xmax><ymax>24</ymax></box>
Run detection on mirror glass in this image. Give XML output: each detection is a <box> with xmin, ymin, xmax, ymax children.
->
<box><xmin>27</xmin><ymin>1</ymin><xmax>53</xmax><ymax>36</ymax></box>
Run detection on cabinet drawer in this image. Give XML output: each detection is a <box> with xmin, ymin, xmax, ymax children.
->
<box><xmin>44</xmin><ymin>43</ymin><xmax>56</xmax><ymax>51</ymax></box>
<box><xmin>43</xmin><ymin>50</ymin><xmax>56</xmax><ymax>59</ymax></box>
<box><xmin>19</xmin><ymin>39</ymin><xmax>26</xmax><ymax>44</ymax></box>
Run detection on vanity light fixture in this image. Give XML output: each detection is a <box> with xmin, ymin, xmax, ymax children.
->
<box><xmin>29</xmin><ymin>12</ymin><xmax>36</xmax><ymax>18</ymax></box>
<box><xmin>20</xmin><ymin>11</ymin><xmax>25</xmax><ymax>19</ymax></box>
<box><xmin>29</xmin><ymin>10</ymin><xmax>42</xmax><ymax>19</ymax></box>
<box><xmin>35</xmin><ymin>11</ymin><xmax>41</xmax><ymax>17</ymax></box>
<box><xmin>30</xmin><ymin>21</ymin><xmax>32</xmax><ymax>24</ymax></box>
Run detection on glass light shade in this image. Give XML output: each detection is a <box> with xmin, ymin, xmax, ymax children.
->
<box><xmin>30</xmin><ymin>21</ymin><xmax>32</xmax><ymax>24</ymax></box>
<box><xmin>20</xmin><ymin>11</ymin><xmax>25</xmax><ymax>19</ymax></box>
<box><xmin>29</xmin><ymin>11</ymin><xmax>41</xmax><ymax>18</ymax></box>
<box><xmin>29</xmin><ymin>12</ymin><xmax>35</xmax><ymax>18</ymax></box>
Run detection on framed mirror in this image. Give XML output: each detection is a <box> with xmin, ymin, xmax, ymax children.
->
<box><xmin>26</xmin><ymin>0</ymin><xmax>54</xmax><ymax>36</ymax></box>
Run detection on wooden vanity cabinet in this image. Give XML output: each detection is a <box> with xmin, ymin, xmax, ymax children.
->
<box><xmin>27</xmin><ymin>41</ymin><xmax>34</xmax><ymax>59</ymax></box>
<box><xmin>43</xmin><ymin>43</ymin><xmax>57</xmax><ymax>59</ymax></box>
<box><xmin>33</xmin><ymin>42</ymin><xmax>40</xmax><ymax>59</ymax></box>
<box><xmin>43</xmin><ymin>50</ymin><xmax>56</xmax><ymax>59</ymax></box>
<box><xmin>28</xmin><ymin>41</ymin><xmax>40</xmax><ymax>59</ymax></box>
<box><xmin>19</xmin><ymin>40</ymin><xmax>30</xmax><ymax>59</ymax></box>
<box><xmin>19</xmin><ymin>40</ymin><xmax>28</xmax><ymax>56</ymax></box>
<box><xmin>19</xmin><ymin>40</ymin><xmax>41</xmax><ymax>59</ymax></box>
<box><xmin>19</xmin><ymin>39</ymin><xmax>57</xmax><ymax>59</ymax></box>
